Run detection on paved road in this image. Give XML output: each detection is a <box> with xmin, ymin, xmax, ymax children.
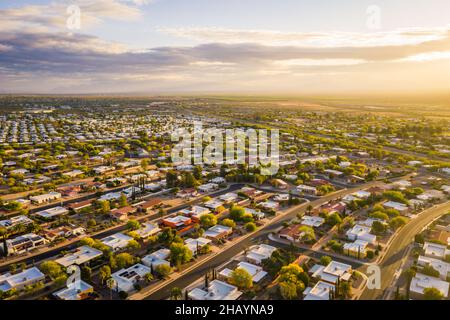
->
<box><xmin>359</xmin><ymin>201</ymin><xmax>450</xmax><ymax>300</ymax></box>
<box><xmin>143</xmin><ymin>181</ymin><xmax>384</xmax><ymax>300</ymax></box>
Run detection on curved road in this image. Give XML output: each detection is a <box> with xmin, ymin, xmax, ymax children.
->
<box><xmin>359</xmin><ymin>201</ymin><xmax>450</xmax><ymax>300</ymax></box>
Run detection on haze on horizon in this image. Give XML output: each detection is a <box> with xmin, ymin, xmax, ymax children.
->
<box><xmin>1</xmin><ymin>0</ymin><xmax>450</xmax><ymax>96</ymax></box>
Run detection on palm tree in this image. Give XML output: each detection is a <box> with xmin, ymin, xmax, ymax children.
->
<box><xmin>170</xmin><ymin>287</ymin><xmax>182</xmax><ymax>300</ymax></box>
<box><xmin>402</xmin><ymin>268</ymin><xmax>416</xmax><ymax>299</ymax></box>
<box><xmin>0</xmin><ymin>226</ymin><xmax>9</xmax><ymax>257</ymax></box>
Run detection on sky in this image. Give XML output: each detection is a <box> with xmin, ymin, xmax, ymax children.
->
<box><xmin>1</xmin><ymin>0</ymin><xmax>450</xmax><ymax>95</ymax></box>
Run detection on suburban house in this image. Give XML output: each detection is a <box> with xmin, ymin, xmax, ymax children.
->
<box><xmin>309</xmin><ymin>260</ymin><xmax>352</xmax><ymax>284</ymax></box>
<box><xmin>423</xmin><ymin>242</ymin><xmax>449</xmax><ymax>260</ymax></box>
<box><xmin>220</xmin><ymin>261</ymin><xmax>267</xmax><ymax>284</ymax></box>
<box><xmin>0</xmin><ymin>267</ymin><xmax>45</xmax><ymax>292</ymax></box>
<box><xmin>303</xmin><ymin>281</ymin><xmax>335</xmax><ymax>300</ymax></box>
<box><xmin>198</xmin><ymin>183</ymin><xmax>219</xmax><ymax>193</ymax></box>
<box><xmin>55</xmin><ymin>246</ymin><xmax>103</xmax><ymax>267</ymax></box>
<box><xmin>34</xmin><ymin>206</ymin><xmax>69</xmax><ymax>219</ymax></box>
<box><xmin>4</xmin><ymin>233</ymin><xmax>47</xmax><ymax>256</ymax></box>
<box><xmin>185</xmin><ymin>237</ymin><xmax>212</xmax><ymax>255</ymax></box>
<box><xmin>0</xmin><ymin>215</ymin><xmax>33</xmax><ymax>229</ymax></box>
<box><xmin>112</xmin><ymin>263</ymin><xmax>151</xmax><ymax>293</ymax></box>
<box><xmin>410</xmin><ymin>273</ymin><xmax>449</xmax><ymax>299</ymax></box>
<box><xmin>417</xmin><ymin>255</ymin><xmax>450</xmax><ymax>280</ymax></box>
<box><xmin>29</xmin><ymin>191</ymin><xmax>61</xmax><ymax>204</ymax></box>
<box><xmin>162</xmin><ymin>215</ymin><xmax>193</xmax><ymax>234</ymax></box>
<box><xmin>383</xmin><ymin>201</ymin><xmax>409</xmax><ymax>214</ymax></box>
<box><xmin>204</xmin><ymin>225</ymin><xmax>233</xmax><ymax>241</ymax></box>
<box><xmin>137</xmin><ymin>198</ymin><xmax>163</xmax><ymax>213</ymax></box>
<box><xmin>343</xmin><ymin>240</ymin><xmax>369</xmax><ymax>258</ymax></box>
<box><xmin>67</xmin><ymin>199</ymin><xmax>94</xmax><ymax>212</ymax></box>
<box><xmin>245</xmin><ymin>244</ymin><xmax>277</xmax><ymax>265</ymax></box>
<box><xmin>100</xmin><ymin>233</ymin><xmax>133</xmax><ymax>252</ymax></box>
<box><xmin>296</xmin><ymin>184</ymin><xmax>318</xmax><ymax>195</ymax></box>
<box><xmin>188</xmin><ymin>280</ymin><xmax>242</xmax><ymax>300</ymax></box>
<box><xmin>53</xmin><ymin>280</ymin><xmax>93</xmax><ymax>300</ymax></box>
<box><xmin>110</xmin><ymin>206</ymin><xmax>136</xmax><ymax>222</ymax></box>
<box><xmin>301</xmin><ymin>215</ymin><xmax>325</xmax><ymax>227</ymax></box>
<box><xmin>346</xmin><ymin>224</ymin><xmax>377</xmax><ymax>244</ymax></box>
<box><xmin>136</xmin><ymin>222</ymin><xmax>161</xmax><ymax>239</ymax></box>
<box><xmin>141</xmin><ymin>248</ymin><xmax>171</xmax><ymax>269</ymax></box>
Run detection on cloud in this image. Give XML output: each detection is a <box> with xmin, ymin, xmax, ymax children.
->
<box><xmin>0</xmin><ymin>0</ymin><xmax>143</xmax><ymax>32</ymax></box>
<box><xmin>160</xmin><ymin>26</ymin><xmax>450</xmax><ymax>48</ymax></box>
<box><xmin>1</xmin><ymin>2</ymin><xmax>450</xmax><ymax>94</ymax></box>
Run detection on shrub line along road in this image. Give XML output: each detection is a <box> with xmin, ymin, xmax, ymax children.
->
<box><xmin>359</xmin><ymin>200</ymin><xmax>450</xmax><ymax>300</ymax></box>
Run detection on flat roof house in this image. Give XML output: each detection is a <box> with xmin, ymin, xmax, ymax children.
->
<box><xmin>141</xmin><ymin>249</ymin><xmax>171</xmax><ymax>269</ymax></box>
<box><xmin>136</xmin><ymin>222</ymin><xmax>161</xmax><ymax>239</ymax></box>
<box><xmin>0</xmin><ymin>267</ymin><xmax>45</xmax><ymax>293</ymax></box>
<box><xmin>34</xmin><ymin>206</ymin><xmax>69</xmax><ymax>219</ymax></box>
<box><xmin>301</xmin><ymin>215</ymin><xmax>325</xmax><ymax>228</ymax></box>
<box><xmin>185</xmin><ymin>237</ymin><xmax>212</xmax><ymax>255</ymax></box>
<box><xmin>245</xmin><ymin>244</ymin><xmax>277</xmax><ymax>265</ymax></box>
<box><xmin>204</xmin><ymin>225</ymin><xmax>233</xmax><ymax>241</ymax></box>
<box><xmin>100</xmin><ymin>233</ymin><xmax>133</xmax><ymax>252</ymax></box>
<box><xmin>383</xmin><ymin>201</ymin><xmax>409</xmax><ymax>213</ymax></box>
<box><xmin>162</xmin><ymin>215</ymin><xmax>192</xmax><ymax>229</ymax></box>
<box><xmin>310</xmin><ymin>261</ymin><xmax>352</xmax><ymax>284</ymax></box>
<box><xmin>410</xmin><ymin>273</ymin><xmax>449</xmax><ymax>298</ymax></box>
<box><xmin>138</xmin><ymin>198</ymin><xmax>163</xmax><ymax>213</ymax></box>
<box><xmin>55</xmin><ymin>246</ymin><xmax>103</xmax><ymax>267</ymax></box>
<box><xmin>188</xmin><ymin>280</ymin><xmax>242</xmax><ymax>300</ymax></box>
<box><xmin>0</xmin><ymin>215</ymin><xmax>33</xmax><ymax>229</ymax></box>
<box><xmin>110</xmin><ymin>206</ymin><xmax>136</xmax><ymax>221</ymax></box>
<box><xmin>296</xmin><ymin>184</ymin><xmax>317</xmax><ymax>195</ymax></box>
<box><xmin>29</xmin><ymin>191</ymin><xmax>61</xmax><ymax>204</ymax></box>
<box><xmin>198</xmin><ymin>183</ymin><xmax>219</xmax><ymax>193</ymax></box>
<box><xmin>112</xmin><ymin>263</ymin><xmax>151</xmax><ymax>293</ymax></box>
<box><xmin>417</xmin><ymin>255</ymin><xmax>450</xmax><ymax>280</ymax></box>
<box><xmin>5</xmin><ymin>233</ymin><xmax>47</xmax><ymax>256</ymax></box>
<box><xmin>346</xmin><ymin>224</ymin><xmax>377</xmax><ymax>244</ymax></box>
<box><xmin>343</xmin><ymin>240</ymin><xmax>368</xmax><ymax>258</ymax></box>
<box><xmin>53</xmin><ymin>280</ymin><xmax>93</xmax><ymax>300</ymax></box>
<box><xmin>219</xmin><ymin>261</ymin><xmax>267</xmax><ymax>283</ymax></box>
<box><xmin>303</xmin><ymin>281</ymin><xmax>335</xmax><ymax>300</ymax></box>
<box><xmin>423</xmin><ymin>242</ymin><xmax>449</xmax><ymax>260</ymax></box>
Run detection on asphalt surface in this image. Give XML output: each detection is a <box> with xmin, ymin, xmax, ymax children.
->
<box><xmin>359</xmin><ymin>201</ymin><xmax>450</xmax><ymax>300</ymax></box>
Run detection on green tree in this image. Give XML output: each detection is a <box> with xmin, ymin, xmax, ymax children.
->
<box><xmin>126</xmin><ymin>219</ymin><xmax>141</xmax><ymax>231</ymax></box>
<box><xmin>99</xmin><ymin>265</ymin><xmax>111</xmax><ymax>285</ymax></box>
<box><xmin>200</xmin><ymin>213</ymin><xmax>217</xmax><ymax>229</ymax></box>
<box><xmin>155</xmin><ymin>264</ymin><xmax>172</xmax><ymax>279</ymax></box>
<box><xmin>169</xmin><ymin>243</ymin><xmax>193</xmax><ymax>268</ymax></box>
<box><xmin>421</xmin><ymin>264</ymin><xmax>440</xmax><ymax>278</ymax></box>
<box><xmin>320</xmin><ymin>255</ymin><xmax>332</xmax><ymax>266</ymax></box>
<box><xmin>298</xmin><ymin>225</ymin><xmax>315</xmax><ymax>241</ymax></box>
<box><xmin>119</xmin><ymin>193</ymin><xmax>128</xmax><ymax>208</ymax></box>
<box><xmin>229</xmin><ymin>205</ymin><xmax>246</xmax><ymax>221</ymax></box>
<box><xmin>279</xmin><ymin>281</ymin><xmax>298</xmax><ymax>300</ymax></box>
<box><xmin>326</xmin><ymin>212</ymin><xmax>342</xmax><ymax>226</ymax></box>
<box><xmin>115</xmin><ymin>253</ymin><xmax>135</xmax><ymax>269</ymax></box>
<box><xmin>245</xmin><ymin>222</ymin><xmax>257</xmax><ymax>232</ymax></box>
<box><xmin>170</xmin><ymin>287</ymin><xmax>183</xmax><ymax>300</ymax></box>
<box><xmin>423</xmin><ymin>287</ymin><xmax>444</xmax><ymax>300</ymax></box>
<box><xmin>389</xmin><ymin>216</ymin><xmax>408</xmax><ymax>230</ymax></box>
<box><xmin>221</xmin><ymin>219</ymin><xmax>236</xmax><ymax>228</ymax></box>
<box><xmin>127</xmin><ymin>239</ymin><xmax>141</xmax><ymax>250</ymax></box>
<box><xmin>39</xmin><ymin>261</ymin><xmax>64</xmax><ymax>280</ymax></box>
<box><xmin>371</xmin><ymin>221</ymin><xmax>387</xmax><ymax>234</ymax></box>
<box><xmin>229</xmin><ymin>267</ymin><xmax>253</xmax><ymax>290</ymax></box>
